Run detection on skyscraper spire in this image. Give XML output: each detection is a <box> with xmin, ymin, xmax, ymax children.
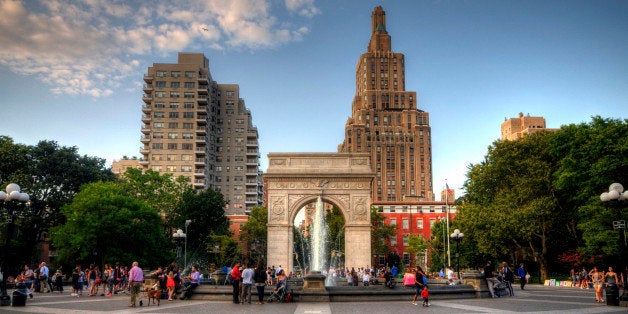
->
<box><xmin>368</xmin><ymin>6</ymin><xmax>391</xmax><ymax>53</ymax></box>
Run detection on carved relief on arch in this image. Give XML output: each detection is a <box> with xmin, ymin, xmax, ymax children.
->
<box><xmin>352</xmin><ymin>196</ymin><xmax>368</xmax><ymax>222</ymax></box>
<box><xmin>270</xmin><ymin>196</ymin><xmax>286</xmax><ymax>218</ymax></box>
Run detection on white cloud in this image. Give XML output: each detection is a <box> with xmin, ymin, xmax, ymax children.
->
<box><xmin>285</xmin><ymin>0</ymin><xmax>320</xmax><ymax>18</ymax></box>
<box><xmin>0</xmin><ymin>0</ymin><xmax>319</xmax><ymax>97</ymax></box>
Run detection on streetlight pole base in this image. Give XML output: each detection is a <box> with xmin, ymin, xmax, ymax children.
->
<box><xmin>0</xmin><ymin>294</ymin><xmax>11</xmax><ymax>306</ymax></box>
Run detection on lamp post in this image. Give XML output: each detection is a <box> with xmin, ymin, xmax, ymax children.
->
<box><xmin>440</xmin><ymin>217</ymin><xmax>447</xmax><ymax>271</ymax></box>
<box><xmin>172</xmin><ymin>227</ymin><xmax>187</xmax><ymax>271</ymax></box>
<box><xmin>0</xmin><ymin>183</ymin><xmax>30</xmax><ymax>306</ymax></box>
<box><xmin>600</xmin><ymin>183</ymin><xmax>628</xmax><ymax>303</ymax></box>
<box><xmin>450</xmin><ymin>229</ymin><xmax>464</xmax><ymax>282</ymax></box>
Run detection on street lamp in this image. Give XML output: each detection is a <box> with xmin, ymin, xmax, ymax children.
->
<box><xmin>600</xmin><ymin>183</ymin><xmax>628</xmax><ymax>303</ymax></box>
<box><xmin>173</xmin><ymin>220</ymin><xmax>191</xmax><ymax>272</ymax></box>
<box><xmin>0</xmin><ymin>183</ymin><xmax>30</xmax><ymax>306</ymax></box>
<box><xmin>450</xmin><ymin>228</ymin><xmax>464</xmax><ymax>283</ymax></box>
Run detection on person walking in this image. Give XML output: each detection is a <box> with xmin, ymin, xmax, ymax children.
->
<box><xmin>54</xmin><ymin>267</ymin><xmax>64</xmax><ymax>293</ymax></box>
<box><xmin>241</xmin><ymin>263</ymin><xmax>254</xmax><ymax>304</ymax></box>
<box><xmin>128</xmin><ymin>261</ymin><xmax>143</xmax><ymax>307</ymax></box>
<box><xmin>517</xmin><ymin>263</ymin><xmax>527</xmax><ymax>290</ymax></box>
<box><xmin>589</xmin><ymin>266</ymin><xmax>604</xmax><ymax>303</ymax></box>
<box><xmin>253</xmin><ymin>262</ymin><xmax>266</xmax><ymax>304</ymax></box>
<box><xmin>501</xmin><ymin>262</ymin><xmax>515</xmax><ymax>297</ymax></box>
<box><xmin>39</xmin><ymin>262</ymin><xmax>51</xmax><ymax>293</ymax></box>
<box><xmin>231</xmin><ymin>263</ymin><xmax>242</xmax><ymax>304</ymax></box>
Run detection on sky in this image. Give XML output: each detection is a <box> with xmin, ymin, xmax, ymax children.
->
<box><xmin>1</xmin><ymin>0</ymin><xmax>627</xmax><ymax>200</ymax></box>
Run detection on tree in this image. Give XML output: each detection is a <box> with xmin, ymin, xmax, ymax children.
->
<box><xmin>458</xmin><ymin>131</ymin><xmax>566</xmax><ymax>280</ymax></box>
<box><xmin>325</xmin><ymin>206</ymin><xmax>345</xmax><ymax>265</ymax></box>
<box><xmin>551</xmin><ymin>117</ymin><xmax>628</xmax><ymax>265</ymax></box>
<box><xmin>406</xmin><ymin>234</ymin><xmax>428</xmax><ymax>268</ymax></box>
<box><xmin>173</xmin><ymin>188</ymin><xmax>230</xmax><ymax>262</ymax></box>
<box><xmin>0</xmin><ymin>137</ymin><xmax>114</xmax><ymax>271</ymax></box>
<box><xmin>371</xmin><ymin>206</ymin><xmax>396</xmax><ymax>265</ymax></box>
<box><xmin>208</xmin><ymin>234</ymin><xmax>241</xmax><ymax>268</ymax></box>
<box><xmin>240</xmin><ymin>206</ymin><xmax>268</xmax><ymax>264</ymax></box>
<box><xmin>50</xmin><ymin>182</ymin><xmax>171</xmax><ymax>268</ymax></box>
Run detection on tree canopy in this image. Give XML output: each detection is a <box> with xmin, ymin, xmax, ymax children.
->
<box><xmin>454</xmin><ymin>117</ymin><xmax>627</xmax><ymax>279</ymax></box>
<box><xmin>50</xmin><ymin>182</ymin><xmax>171</xmax><ymax>268</ymax></box>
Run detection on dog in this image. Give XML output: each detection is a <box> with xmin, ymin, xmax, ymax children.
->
<box><xmin>144</xmin><ymin>288</ymin><xmax>162</xmax><ymax>307</ymax></box>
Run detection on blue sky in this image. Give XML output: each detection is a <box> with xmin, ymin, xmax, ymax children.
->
<box><xmin>1</xmin><ymin>0</ymin><xmax>626</xmax><ymax>199</ymax></box>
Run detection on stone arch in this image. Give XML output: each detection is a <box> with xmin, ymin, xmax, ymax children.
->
<box><xmin>264</xmin><ymin>153</ymin><xmax>374</xmax><ymax>273</ymax></box>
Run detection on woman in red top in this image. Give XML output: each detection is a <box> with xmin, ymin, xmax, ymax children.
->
<box><xmin>166</xmin><ymin>271</ymin><xmax>176</xmax><ymax>301</ymax></box>
<box><xmin>231</xmin><ymin>263</ymin><xmax>242</xmax><ymax>304</ymax></box>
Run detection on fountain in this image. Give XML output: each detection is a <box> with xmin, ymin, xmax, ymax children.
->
<box><xmin>302</xmin><ymin>196</ymin><xmax>331</xmax><ymax>299</ymax></box>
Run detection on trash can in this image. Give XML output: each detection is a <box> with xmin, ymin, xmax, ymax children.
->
<box><xmin>605</xmin><ymin>284</ymin><xmax>619</xmax><ymax>306</ymax></box>
<box><xmin>11</xmin><ymin>291</ymin><xmax>26</xmax><ymax>306</ymax></box>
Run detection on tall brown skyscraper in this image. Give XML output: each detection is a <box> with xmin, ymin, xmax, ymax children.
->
<box><xmin>339</xmin><ymin>6</ymin><xmax>434</xmax><ymax>202</ymax></box>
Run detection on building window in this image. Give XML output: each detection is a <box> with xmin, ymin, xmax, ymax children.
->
<box><xmin>156</xmin><ymin>71</ymin><xmax>167</xmax><ymax>77</ymax></box>
<box><xmin>154</xmin><ymin>122</ymin><xmax>164</xmax><ymax>128</ymax></box>
<box><xmin>183</xmin><ymin>112</ymin><xmax>194</xmax><ymax>118</ymax></box>
<box><xmin>167</xmin><ymin>133</ymin><xmax>178</xmax><ymax>139</ymax></box>
<box><xmin>403</xmin><ymin>234</ymin><xmax>409</xmax><ymax>246</ymax></box>
<box><xmin>155</xmin><ymin>102</ymin><xmax>165</xmax><ymax>108</ymax></box>
<box><xmin>184</xmin><ymin>102</ymin><xmax>194</xmax><ymax>108</ymax></box>
<box><xmin>430</xmin><ymin>219</ymin><xmax>436</xmax><ymax>227</ymax></box>
<box><xmin>184</xmin><ymin>92</ymin><xmax>195</xmax><ymax>98</ymax></box>
<box><xmin>168</xmin><ymin>122</ymin><xmax>178</xmax><ymax>129</ymax></box>
<box><xmin>185</xmin><ymin>71</ymin><xmax>195</xmax><ymax>78</ymax></box>
<box><xmin>170</xmin><ymin>92</ymin><xmax>180</xmax><ymax>98</ymax></box>
<box><xmin>151</xmin><ymin>165</ymin><xmax>162</xmax><ymax>171</ymax></box>
<box><xmin>169</xmin><ymin>103</ymin><xmax>179</xmax><ymax>109</ymax></box>
<box><xmin>390</xmin><ymin>236</ymin><xmax>397</xmax><ymax>247</ymax></box>
<box><xmin>171</xmin><ymin>71</ymin><xmax>181</xmax><ymax>77</ymax></box>
<box><xmin>182</xmin><ymin>133</ymin><xmax>193</xmax><ymax>139</ymax></box>
<box><xmin>182</xmin><ymin>143</ymin><xmax>193</xmax><ymax>150</ymax></box>
<box><xmin>166</xmin><ymin>165</ymin><xmax>176</xmax><ymax>172</ymax></box>
<box><xmin>390</xmin><ymin>218</ymin><xmax>396</xmax><ymax>226</ymax></box>
<box><xmin>181</xmin><ymin>166</ymin><xmax>192</xmax><ymax>172</ymax></box>
<box><xmin>155</xmin><ymin>91</ymin><xmax>166</xmax><ymax>98</ymax></box>
<box><xmin>182</xmin><ymin>123</ymin><xmax>194</xmax><ymax>129</ymax></box>
<box><xmin>417</xmin><ymin>219</ymin><xmax>423</xmax><ymax>229</ymax></box>
<box><xmin>170</xmin><ymin>82</ymin><xmax>180</xmax><ymax>88</ymax></box>
<box><xmin>402</xmin><ymin>218</ymin><xmax>409</xmax><ymax>229</ymax></box>
<box><xmin>167</xmin><ymin>143</ymin><xmax>178</xmax><ymax>150</ymax></box>
<box><xmin>151</xmin><ymin>143</ymin><xmax>163</xmax><ymax>149</ymax></box>
<box><xmin>155</xmin><ymin>81</ymin><xmax>166</xmax><ymax>87</ymax></box>
<box><xmin>181</xmin><ymin>154</ymin><xmax>192</xmax><ymax>161</ymax></box>
<box><xmin>169</xmin><ymin>112</ymin><xmax>179</xmax><ymax>118</ymax></box>
<box><xmin>154</xmin><ymin>112</ymin><xmax>165</xmax><ymax>118</ymax></box>
<box><xmin>184</xmin><ymin>82</ymin><xmax>195</xmax><ymax>88</ymax></box>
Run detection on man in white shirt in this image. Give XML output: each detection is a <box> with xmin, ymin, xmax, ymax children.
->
<box><xmin>39</xmin><ymin>262</ymin><xmax>50</xmax><ymax>293</ymax></box>
<box><xmin>240</xmin><ymin>263</ymin><xmax>254</xmax><ymax>304</ymax></box>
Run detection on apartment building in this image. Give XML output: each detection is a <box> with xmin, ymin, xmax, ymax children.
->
<box><xmin>501</xmin><ymin>112</ymin><xmax>557</xmax><ymax>140</ymax></box>
<box><xmin>140</xmin><ymin>52</ymin><xmax>262</xmax><ymax>214</ymax></box>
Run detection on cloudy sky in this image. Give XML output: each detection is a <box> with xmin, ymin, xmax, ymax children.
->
<box><xmin>1</xmin><ymin>0</ymin><xmax>626</xmax><ymax>199</ymax></box>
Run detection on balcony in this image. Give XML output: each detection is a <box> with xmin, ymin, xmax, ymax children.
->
<box><xmin>196</xmin><ymin>117</ymin><xmax>207</xmax><ymax>125</ymax></box>
<box><xmin>246</xmin><ymin>141</ymin><xmax>258</xmax><ymax>147</ymax></box>
<box><xmin>195</xmin><ymin>148</ymin><xmax>206</xmax><ymax>155</ymax></box>
<box><xmin>196</xmin><ymin>105</ymin><xmax>207</xmax><ymax>113</ymax></box>
<box><xmin>197</xmin><ymin>87</ymin><xmax>208</xmax><ymax>94</ymax></box>
<box><xmin>197</xmin><ymin>75</ymin><xmax>208</xmax><ymax>83</ymax></box>
<box><xmin>193</xmin><ymin>179</ymin><xmax>205</xmax><ymax>187</ymax></box>
<box><xmin>195</xmin><ymin>126</ymin><xmax>206</xmax><ymax>135</ymax></box>
<box><xmin>141</xmin><ymin>115</ymin><xmax>151</xmax><ymax>123</ymax></box>
<box><xmin>141</xmin><ymin>127</ymin><xmax>151</xmax><ymax>134</ymax></box>
<box><xmin>246</xmin><ymin>180</ymin><xmax>257</xmax><ymax>186</ymax></box>
<box><xmin>140</xmin><ymin>147</ymin><xmax>150</xmax><ymax>154</ymax></box>
<box><xmin>142</xmin><ymin>95</ymin><xmax>153</xmax><ymax>103</ymax></box>
<box><xmin>197</xmin><ymin>95</ymin><xmax>208</xmax><ymax>104</ymax></box>
<box><xmin>142</xmin><ymin>105</ymin><xmax>152</xmax><ymax>113</ymax></box>
<box><xmin>139</xmin><ymin>160</ymin><xmax>149</xmax><ymax>166</ymax></box>
<box><xmin>195</xmin><ymin>158</ymin><xmax>205</xmax><ymax>165</ymax></box>
<box><xmin>195</xmin><ymin>136</ymin><xmax>206</xmax><ymax>143</ymax></box>
<box><xmin>194</xmin><ymin>169</ymin><xmax>206</xmax><ymax>177</ymax></box>
<box><xmin>140</xmin><ymin>136</ymin><xmax>150</xmax><ymax>143</ymax></box>
<box><xmin>143</xmin><ymin>84</ymin><xmax>153</xmax><ymax>93</ymax></box>
<box><xmin>143</xmin><ymin>74</ymin><xmax>154</xmax><ymax>83</ymax></box>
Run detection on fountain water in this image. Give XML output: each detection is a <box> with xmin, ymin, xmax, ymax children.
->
<box><xmin>310</xmin><ymin>196</ymin><xmax>327</xmax><ymax>272</ymax></box>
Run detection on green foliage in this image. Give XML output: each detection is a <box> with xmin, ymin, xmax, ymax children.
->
<box><xmin>0</xmin><ymin>136</ymin><xmax>114</xmax><ymax>272</ymax></box>
<box><xmin>50</xmin><ymin>182</ymin><xmax>171</xmax><ymax>268</ymax></box>
<box><xmin>371</xmin><ymin>206</ymin><xmax>396</xmax><ymax>256</ymax></box>
<box><xmin>208</xmin><ymin>234</ymin><xmax>241</xmax><ymax>268</ymax></box>
<box><xmin>457</xmin><ymin>117</ymin><xmax>628</xmax><ymax>279</ymax></box>
<box><xmin>326</xmin><ymin>206</ymin><xmax>345</xmax><ymax>255</ymax></box>
<box><xmin>174</xmin><ymin>188</ymin><xmax>230</xmax><ymax>257</ymax></box>
<box><xmin>240</xmin><ymin>206</ymin><xmax>268</xmax><ymax>264</ymax></box>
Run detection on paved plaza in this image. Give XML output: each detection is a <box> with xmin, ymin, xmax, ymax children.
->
<box><xmin>1</xmin><ymin>284</ymin><xmax>626</xmax><ymax>313</ymax></box>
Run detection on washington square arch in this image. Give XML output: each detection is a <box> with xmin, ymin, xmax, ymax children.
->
<box><xmin>264</xmin><ymin>153</ymin><xmax>374</xmax><ymax>273</ymax></box>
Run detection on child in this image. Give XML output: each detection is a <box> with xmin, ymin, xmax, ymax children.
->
<box><xmin>421</xmin><ymin>285</ymin><xmax>429</xmax><ymax>307</ymax></box>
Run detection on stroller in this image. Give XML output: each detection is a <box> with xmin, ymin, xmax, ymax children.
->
<box><xmin>266</xmin><ymin>278</ymin><xmax>288</xmax><ymax>303</ymax></box>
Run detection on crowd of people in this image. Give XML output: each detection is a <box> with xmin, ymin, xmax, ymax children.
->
<box><xmin>8</xmin><ymin>260</ymin><xmax>201</xmax><ymax>307</ymax></box>
<box><xmin>570</xmin><ymin>265</ymin><xmax>623</xmax><ymax>303</ymax></box>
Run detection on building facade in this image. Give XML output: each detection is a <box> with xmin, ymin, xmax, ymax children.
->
<box><xmin>338</xmin><ymin>6</ymin><xmax>434</xmax><ymax>202</ymax></box>
<box><xmin>501</xmin><ymin>112</ymin><xmax>556</xmax><ymax>140</ymax></box>
<box><xmin>140</xmin><ymin>52</ymin><xmax>263</xmax><ymax>215</ymax></box>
